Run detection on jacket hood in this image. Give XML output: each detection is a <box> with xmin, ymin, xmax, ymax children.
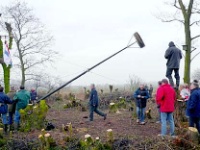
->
<box><xmin>169</xmin><ymin>41</ymin><xmax>175</xmax><ymax>47</ymax></box>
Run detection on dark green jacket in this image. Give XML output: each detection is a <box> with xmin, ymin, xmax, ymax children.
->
<box><xmin>13</xmin><ymin>90</ymin><xmax>30</xmax><ymax>111</ymax></box>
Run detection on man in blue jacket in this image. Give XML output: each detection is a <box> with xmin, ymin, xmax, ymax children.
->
<box><xmin>165</xmin><ymin>41</ymin><xmax>182</xmax><ymax>89</ymax></box>
<box><xmin>186</xmin><ymin>81</ymin><xmax>200</xmax><ymax>133</ymax></box>
<box><xmin>134</xmin><ymin>84</ymin><xmax>149</xmax><ymax>125</ymax></box>
<box><xmin>89</xmin><ymin>84</ymin><xmax>106</xmax><ymax>121</ymax></box>
<box><xmin>0</xmin><ymin>87</ymin><xmax>13</xmax><ymax>133</ymax></box>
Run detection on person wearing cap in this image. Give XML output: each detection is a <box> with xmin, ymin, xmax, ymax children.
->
<box><xmin>165</xmin><ymin>41</ymin><xmax>182</xmax><ymax>89</ymax></box>
<box><xmin>156</xmin><ymin>79</ymin><xmax>176</xmax><ymax>137</ymax></box>
<box><xmin>186</xmin><ymin>81</ymin><xmax>200</xmax><ymax>133</ymax></box>
<box><xmin>13</xmin><ymin>86</ymin><xmax>30</xmax><ymax>131</ymax></box>
<box><xmin>89</xmin><ymin>84</ymin><xmax>107</xmax><ymax>121</ymax></box>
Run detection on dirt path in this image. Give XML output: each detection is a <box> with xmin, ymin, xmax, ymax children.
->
<box><xmin>44</xmin><ymin>100</ymin><xmax>165</xmax><ymax>149</ymax></box>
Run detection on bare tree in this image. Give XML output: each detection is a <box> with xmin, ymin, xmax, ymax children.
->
<box><xmin>1</xmin><ymin>2</ymin><xmax>57</xmax><ymax>86</ymax></box>
<box><xmin>31</xmin><ymin>73</ymin><xmax>61</xmax><ymax>93</ymax></box>
<box><xmin>128</xmin><ymin>75</ymin><xmax>142</xmax><ymax>92</ymax></box>
<box><xmin>157</xmin><ymin>0</ymin><xmax>200</xmax><ymax>84</ymax></box>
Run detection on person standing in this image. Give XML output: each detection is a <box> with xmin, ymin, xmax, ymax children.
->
<box><xmin>30</xmin><ymin>88</ymin><xmax>38</xmax><ymax>104</ymax></box>
<box><xmin>156</xmin><ymin>79</ymin><xmax>176</xmax><ymax>137</ymax></box>
<box><xmin>0</xmin><ymin>87</ymin><xmax>13</xmax><ymax>133</ymax></box>
<box><xmin>89</xmin><ymin>84</ymin><xmax>106</xmax><ymax>121</ymax></box>
<box><xmin>180</xmin><ymin>83</ymin><xmax>190</xmax><ymax>101</ymax></box>
<box><xmin>7</xmin><ymin>86</ymin><xmax>16</xmax><ymax>130</ymax></box>
<box><xmin>186</xmin><ymin>81</ymin><xmax>200</xmax><ymax>133</ymax></box>
<box><xmin>155</xmin><ymin>81</ymin><xmax>162</xmax><ymax>123</ymax></box>
<box><xmin>13</xmin><ymin>86</ymin><xmax>30</xmax><ymax>131</ymax></box>
<box><xmin>165</xmin><ymin>41</ymin><xmax>182</xmax><ymax>89</ymax></box>
<box><xmin>149</xmin><ymin>84</ymin><xmax>153</xmax><ymax>98</ymax></box>
<box><xmin>134</xmin><ymin>84</ymin><xmax>149</xmax><ymax>125</ymax></box>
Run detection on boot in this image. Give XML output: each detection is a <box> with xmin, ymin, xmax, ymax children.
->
<box><xmin>8</xmin><ymin>125</ymin><xmax>13</xmax><ymax>132</ymax></box>
<box><xmin>168</xmin><ymin>78</ymin><xmax>174</xmax><ymax>87</ymax></box>
<box><xmin>176</xmin><ymin>79</ymin><xmax>180</xmax><ymax>89</ymax></box>
<box><xmin>4</xmin><ymin>124</ymin><xmax>8</xmax><ymax>134</ymax></box>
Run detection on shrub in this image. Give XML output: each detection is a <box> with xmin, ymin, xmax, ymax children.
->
<box><xmin>20</xmin><ymin>100</ymin><xmax>48</xmax><ymax>132</ymax></box>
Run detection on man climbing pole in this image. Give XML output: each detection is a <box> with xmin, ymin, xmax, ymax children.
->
<box><xmin>165</xmin><ymin>41</ymin><xmax>182</xmax><ymax>89</ymax></box>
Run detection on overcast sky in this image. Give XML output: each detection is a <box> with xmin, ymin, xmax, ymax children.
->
<box><xmin>1</xmin><ymin>0</ymin><xmax>200</xmax><ymax>86</ymax></box>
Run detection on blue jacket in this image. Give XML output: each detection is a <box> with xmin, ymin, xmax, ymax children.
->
<box><xmin>186</xmin><ymin>88</ymin><xmax>200</xmax><ymax>118</ymax></box>
<box><xmin>165</xmin><ymin>42</ymin><xmax>182</xmax><ymax>69</ymax></box>
<box><xmin>89</xmin><ymin>88</ymin><xmax>99</xmax><ymax>107</ymax></box>
<box><xmin>30</xmin><ymin>90</ymin><xmax>37</xmax><ymax>101</ymax></box>
<box><xmin>133</xmin><ymin>88</ymin><xmax>149</xmax><ymax>108</ymax></box>
<box><xmin>0</xmin><ymin>92</ymin><xmax>13</xmax><ymax>114</ymax></box>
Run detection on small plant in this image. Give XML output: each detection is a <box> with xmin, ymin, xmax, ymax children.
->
<box><xmin>61</xmin><ymin>123</ymin><xmax>74</xmax><ymax>140</ymax></box>
<box><xmin>20</xmin><ymin>100</ymin><xmax>48</xmax><ymax>132</ymax></box>
<box><xmin>100</xmin><ymin>89</ymin><xmax>104</xmax><ymax>94</ymax></box>
<box><xmin>107</xmin><ymin>129</ymin><xmax>114</xmax><ymax>143</ymax></box>
<box><xmin>68</xmin><ymin>123</ymin><xmax>73</xmax><ymax>138</ymax></box>
<box><xmin>109</xmin><ymin>103</ymin><xmax>118</xmax><ymax>113</ymax></box>
<box><xmin>109</xmin><ymin>85</ymin><xmax>113</xmax><ymax>93</ymax></box>
<box><xmin>117</xmin><ymin>98</ymin><xmax>127</xmax><ymax>109</ymax></box>
<box><xmin>0</xmin><ymin>128</ymin><xmax>6</xmax><ymax>147</ymax></box>
<box><xmin>84</xmin><ymin>87</ymin><xmax>90</xmax><ymax>100</ymax></box>
<box><xmin>85</xmin><ymin>134</ymin><xmax>93</xmax><ymax>144</ymax></box>
<box><xmin>38</xmin><ymin>129</ymin><xmax>56</xmax><ymax>149</ymax></box>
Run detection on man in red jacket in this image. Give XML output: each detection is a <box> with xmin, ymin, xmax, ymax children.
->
<box><xmin>156</xmin><ymin>79</ymin><xmax>176</xmax><ymax>137</ymax></box>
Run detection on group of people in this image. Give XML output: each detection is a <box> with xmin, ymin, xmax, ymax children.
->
<box><xmin>132</xmin><ymin>78</ymin><xmax>200</xmax><ymax>138</ymax></box>
<box><xmin>134</xmin><ymin>41</ymin><xmax>200</xmax><ymax>138</ymax></box>
<box><xmin>1</xmin><ymin>41</ymin><xmax>199</xmax><ymax>139</ymax></box>
<box><xmin>89</xmin><ymin>41</ymin><xmax>200</xmax><ymax>138</ymax></box>
<box><xmin>0</xmin><ymin>86</ymin><xmax>38</xmax><ymax>133</ymax></box>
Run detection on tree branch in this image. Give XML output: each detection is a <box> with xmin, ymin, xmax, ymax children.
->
<box><xmin>191</xmin><ymin>51</ymin><xmax>200</xmax><ymax>62</ymax></box>
<box><xmin>191</xmin><ymin>35</ymin><xmax>200</xmax><ymax>41</ymax></box>
<box><xmin>173</xmin><ymin>0</ymin><xmax>181</xmax><ymax>10</ymax></box>
<box><xmin>188</xmin><ymin>0</ymin><xmax>194</xmax><ymax>18</ymax></box>
<box><xmin>190</xmin><ymin>20</ymin><xmax>200</xmax><ymax>26</ymax></box>
<box><xmin>160</xmin><ymin>18</ymin><xmax>184</xmax><ymax>24</ymax></box>
<box><xmin>178</xmin><ymin>0</ymin><xmax>187</xmax><ymax>19</ymax></box>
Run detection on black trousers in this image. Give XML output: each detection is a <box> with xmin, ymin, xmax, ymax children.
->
<box><xmin>166</xmin><ymin>68</ymin><xmax>180</xmax><ymax>88</ymax></box>
<box><xmin>189</xmin><ymin>117</ymin><xmax>200</xmax><ymax>133</ymax></box>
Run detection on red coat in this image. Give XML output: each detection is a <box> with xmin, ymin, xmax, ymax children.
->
<box><xmin>156</xmin><ymin>84</ymin><xmax>176</xmax><ymax>112</ymax></box>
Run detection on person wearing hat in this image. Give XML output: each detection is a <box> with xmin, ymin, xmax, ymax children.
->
<box><xmin>13</xmin><ymin>86</ymin><xmax>30</xmax><ymax>131</ymax></box>
<box><xmin>186</xmin><ymin>81</ymin><xmax>200</xmax><ymax>133</ymax></box>
<box><xmin>156</xmin><ymin>79</ymin><xmax>176</xmax><ymax>137</ymax></box>
<box><xmin>165</xmin><ymin>41</ymin><xmax>182</xmax><ymax>89</ymax></box>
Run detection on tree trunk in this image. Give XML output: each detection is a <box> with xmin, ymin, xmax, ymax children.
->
<box><xmin>183</xmin><ymin>17</ymin><xmax>191</xmax><ymax>84</ymax></box>
<box><xmin>17</xmin><ymin>42</ymin><xmax>26</xmax><ymax>86</ymax></box>
<box><xmin>174</xmin><ymin>90</ymin><xmax>188</xmax><ymax>127</ymax></box>
<box><xmin>2</xmin><ymin>65</ymin><xmax>10</xmax><ymax>93</ymax></box>
<box><xmin>0</xmin><ymin>37</ymin><xmax>12</xmax><ymax>93</ymax></box>
<box><xmin>21</xmin><ymin>65</ymin><xmax>25</xmax><ymax>86</ymax></box>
